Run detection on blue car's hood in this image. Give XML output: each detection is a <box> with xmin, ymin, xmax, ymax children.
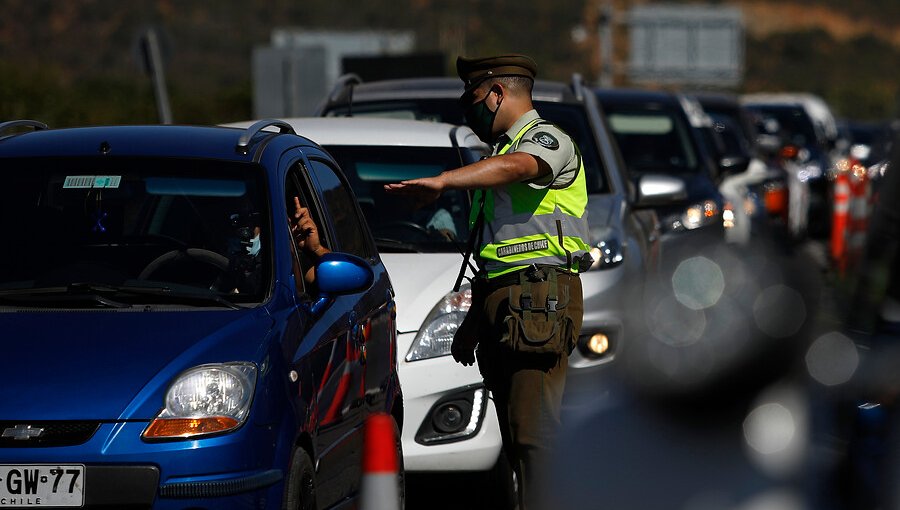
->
<box><xmin>0</xmin><ymin>308</ymin><xmax>275</xmax><ymax>421</ymax></box>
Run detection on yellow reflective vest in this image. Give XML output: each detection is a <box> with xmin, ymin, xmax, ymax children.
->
<box><xmin>471</xmin><ymin>118</ymin><xmax>591</xmax><ymax>278</ymax></box>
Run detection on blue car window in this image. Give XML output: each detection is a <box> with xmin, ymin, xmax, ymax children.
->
<box><xmin>307</xmin><ymin>158</ymin><xmax>372</xmax><ymax>260</ymax></box>
<box><xmin>285</xmin><ymin>163</ymin><xmax>329</xmax><ymax>296</ymax></box>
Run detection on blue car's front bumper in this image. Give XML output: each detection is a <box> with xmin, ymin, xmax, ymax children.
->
<box><xmin>1</xmin><ymin>420</ymin><xmax>291</xmax><ymax>509</ymax></box>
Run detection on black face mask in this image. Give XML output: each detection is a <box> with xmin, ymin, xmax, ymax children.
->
<box><xmin>464</xmin><ymin>91</ymin><xmax>500</xmax><ymax>144</ymax></box>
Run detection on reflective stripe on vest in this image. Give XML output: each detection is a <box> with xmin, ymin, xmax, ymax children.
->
<box><xmin>471</xmin><ymin>119</ymin><xmax>591</xmax><ymax>278</ymax></box>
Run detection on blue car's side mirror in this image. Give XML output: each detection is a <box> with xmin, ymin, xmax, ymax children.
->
<box><xmin>315</xmin><ymin>252</ymin><xmax>374</xmax><ymax>296</ymax></box>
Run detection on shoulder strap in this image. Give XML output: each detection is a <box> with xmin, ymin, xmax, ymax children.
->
<box><xmin>453</xmin><ymin>191</ymin><xmax>486</xmax><ymax>292</ymax></box>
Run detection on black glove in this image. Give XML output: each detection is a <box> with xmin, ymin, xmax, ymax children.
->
<box><xmin>451</xmin><ymin>312</ymin><xmax>478</xmax><ymax>366</ymax></box>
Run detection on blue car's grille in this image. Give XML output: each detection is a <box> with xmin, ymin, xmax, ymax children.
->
<box><xmin>0</xmin><ymin>421</ymin><xmax>100</xmax><ymax>448</ymax></box>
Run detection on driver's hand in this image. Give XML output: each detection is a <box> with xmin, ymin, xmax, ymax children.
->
<box><xmin>291</xmin><ymin>197</ymin><xmax>325</xmax><ymax>257</ymax></box>
<box><xmin>437</xmin><ymin>228</ymin><xmax>456</xmax><ymax>241</ymax></box>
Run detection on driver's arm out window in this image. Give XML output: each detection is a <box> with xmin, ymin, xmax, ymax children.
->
<box><xmin>285</xmin><ymin>165</ymin><xmax>329</xmax><ymax>296</ymax></box>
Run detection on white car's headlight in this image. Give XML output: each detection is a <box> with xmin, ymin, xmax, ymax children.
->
<box><xmin>142</xmin><ymin>362</ymin><xmax>257</xmax><ymax>440</ymax></box>
<box><xmin>406</xmin><ymin>285</ymin><xmax>471</xmax><ymax>362</ymax></box>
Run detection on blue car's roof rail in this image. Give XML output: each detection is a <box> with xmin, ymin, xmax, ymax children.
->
<box><xmin>0</xmin><ymin>120</ymin><xmax>49</xmax><ymax>139</ymax></box>
<box><xmin>235</xmin><ymin>119</ymin><xmax>296</xmax><ymax>156</ymax></box>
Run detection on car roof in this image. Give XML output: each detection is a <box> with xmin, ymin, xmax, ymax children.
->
<box><xmin>223</xmin><ymin>117</ymin><xmax>487</xmax><ymax>149</ymax></box>
<box><xmin>690</xmin><ymin>91</ymin><xmax>740</xmax><ymax>109</ymax></box>
<box><xmin>594</xmin><ymin>87</ymin><xmax>680</xmax><ymax>105</ymax></box>
<box><xmin>0</xmin><ymin>123</ymin><xmax>316</xmax><ymax>162</ymax></box>
<box><xmin>595</xmin><ymin>88</ymin><xmax>705</xmax><ymax>126</ymax></box>
<box><xmin>324</xmin><ymin>76</ymin><xmax>581</xmax><ymax>106</ymax></box>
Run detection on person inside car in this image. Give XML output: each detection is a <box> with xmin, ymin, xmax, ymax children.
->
<box><xmin>289</xmin><ymin>196</ymin><xmax>330</xmax><ymax>286</ymax></box>
<box><xmin>226</xmin><ymin>196</ymin><xmax>329</xmax><ymax>295</ymax></box>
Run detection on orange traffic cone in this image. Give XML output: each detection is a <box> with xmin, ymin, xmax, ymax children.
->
<box><xmin>831</xmin><ymin>171</ymin><xmax>851</xmax><ymax>274</ymax></box>
<box><xmin>360</xmin><ymin>413</ymin><xmax>401</xmax><ymax>510</ymax></box>
<box><xmin>846</xmin><ymin>163</ymin><xmax>871</xmax><ymax>273</ymax></box>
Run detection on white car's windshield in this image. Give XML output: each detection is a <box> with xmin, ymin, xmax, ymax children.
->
<box><xmin>325</xmin><ymin>145</ymin><xmax>475</xmax><ymax>253</ymax></box>
<box><xmin>325</xmin><ymin>99</ymin><xmax>609</xmax><ymax>194</ymax></box>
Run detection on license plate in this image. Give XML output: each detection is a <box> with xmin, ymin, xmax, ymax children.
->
<box><xmin>0</xmin><ymin>465</ymin><xmax>84</xmax><ymax>507</ymax></box>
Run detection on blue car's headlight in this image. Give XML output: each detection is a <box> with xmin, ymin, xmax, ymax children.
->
<box><xmin>142</xmin><ymin>362</ymin><xmax>257</xmax><ymax>440</ymax></box>
<box><xmin>406</xmin><ymin>285</ymin><xmax>471</xmax><ymax>362</ymax></box>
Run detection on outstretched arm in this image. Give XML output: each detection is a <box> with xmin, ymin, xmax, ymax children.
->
<box><xmin>383</xmin><ymin>152</ymin><xmax>551</xmax><ymax>196</ymax></box>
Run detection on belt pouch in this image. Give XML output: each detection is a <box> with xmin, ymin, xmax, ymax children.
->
<box><xmin>502</xmin><ymin>268</ymin><xmax>576</xmax><ymax>354</ymax></box>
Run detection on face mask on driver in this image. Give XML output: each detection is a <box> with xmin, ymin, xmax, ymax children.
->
<box><xmin>464</xmin><ymin>88</ymin><xmax>501</xmax><ymax>143</ymax></box>
<box><xmin>246</xmin><ymin>233</ymin><xmax>261</xmax><ymax>257</ymax></box>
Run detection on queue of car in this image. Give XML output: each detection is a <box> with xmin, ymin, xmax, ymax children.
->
<box><xmin>307</xmin><ymin>74</ymin><xmax>699</xmax><ymax>501</ymax></box>
<box><xmin>0</xmin><ymin>75</ymin><xmax>851</xmax><ymax>510</ymax></box>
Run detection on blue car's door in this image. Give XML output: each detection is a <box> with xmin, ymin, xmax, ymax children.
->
<box><xmin>285</xmin><ymin>156</ymin><xmax>368</xmax><ymax>506</ymax></box>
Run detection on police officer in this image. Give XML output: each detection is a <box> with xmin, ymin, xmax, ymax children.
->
<box><xmin>385</xmin><ymin>54</ymin><xmax>591</xmax><ymax>509</ymax></box>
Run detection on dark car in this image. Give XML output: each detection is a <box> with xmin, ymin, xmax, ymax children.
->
<box><xmin>0</xmin><ymin>119</ymin><xmax>402</xmax><ymax>509</ymax></box>
<box><xmin>594</xmin><ymin>88</ymin><xmax>726</xmax><ymax>252</ymax></box>
<box><xmin>317</xmin><ymin>75</ymin><xmax>683</xmax><ymax>379</ymax></box>
<box><xmin>741</xmin><ymin>95</ymin><xmax>836</xmax><ymax>237</ymax></box>
<box><xmin>692</xmin><ymin>92</ymin><xmax>798</xmax><ymax>243</ymax></box>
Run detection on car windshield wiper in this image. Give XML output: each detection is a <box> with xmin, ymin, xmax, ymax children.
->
<box><xmin>373</xmin><ymin>237</ymin><xmax>423</xmax><ymax>253</ymax></box>
<box><xmin>0</xmin><ymin>282</ymin><xmax>243</xmax><ymax>310</ymax></box>
<box><xmin>113</xmin><ymin>280</ymin><xmax>244</xmax><ymax>310</ymax></box>
<box><xmin>0</xmin><ymin>283</ymin><xmax>132</xmax><ymax>309</ymax></box>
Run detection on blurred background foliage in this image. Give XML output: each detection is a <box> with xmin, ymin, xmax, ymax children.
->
<box><xmin>0</xmin><ymin>0</ymin><xmax>897</xmax><ymax>127</ymax></box>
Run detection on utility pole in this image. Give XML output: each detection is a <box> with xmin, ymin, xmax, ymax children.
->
<box><xmin>140</xmin><ymin>28</ymin><xmax>173</xmax><ymax>125</ymax></box>
<box><xmin>598</xmin><ymin>0</ymin><xmax>615</xmax><ymax>88</ymax></box>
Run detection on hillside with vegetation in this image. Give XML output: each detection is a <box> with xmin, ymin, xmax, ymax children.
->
<box><xmin>0</xmin><ymin>0</ymin><xmax>897</xmax><ymax>126</ymax></box>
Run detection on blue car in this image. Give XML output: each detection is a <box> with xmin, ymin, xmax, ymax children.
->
<box><xmin>0</xmin><ymin>120</ymin><xmax>403</xmax><ymax>509</ymax></box>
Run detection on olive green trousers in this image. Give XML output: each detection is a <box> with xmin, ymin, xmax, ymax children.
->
<box><xmin>472</xmin><ymin>271</ymin><xmax>583</xmax><ymax>510</ymax></box>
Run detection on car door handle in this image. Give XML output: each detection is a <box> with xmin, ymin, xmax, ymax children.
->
<box><xmin>350</xmin><ymin>314</ymin><xmax>367</xmax><ymax>365</ymax></box>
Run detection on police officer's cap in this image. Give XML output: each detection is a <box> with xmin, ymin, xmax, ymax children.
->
<box><xmin>456</xmin><ymin>54</ymin><xmax>537</xmax><ymax>93</ymax></box>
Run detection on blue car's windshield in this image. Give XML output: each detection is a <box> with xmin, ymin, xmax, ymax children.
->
<box><xmin>0</xmin><ymin>157</ymin><xmax>271</xmax><ymax>304</ymax></box>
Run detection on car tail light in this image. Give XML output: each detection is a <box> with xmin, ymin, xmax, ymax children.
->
<box><xmin>763</xmin><ymin>182</ymin><xmax>789</xmax><ymax>218</ymax></box>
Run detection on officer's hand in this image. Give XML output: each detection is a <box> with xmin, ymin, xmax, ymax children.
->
<box><xmin>383</xmin><ymin>178</ymin><xmax>442</xmax><ymax>204</ymax></box>
<box><xmin>451</xmin><ymin>313</ymin><xmax>479</xmax><ymax>366</ymax></box>
<box><xmin>451</xmin><ymin>338</ymin><xmax>476</xmax><ymax>366</ymax></box>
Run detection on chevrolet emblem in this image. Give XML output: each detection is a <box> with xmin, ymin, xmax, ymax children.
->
<box><xmin>2</xmin><ymin>424</ymin><xmax>44</xmax><ymax>440</ymax></box>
